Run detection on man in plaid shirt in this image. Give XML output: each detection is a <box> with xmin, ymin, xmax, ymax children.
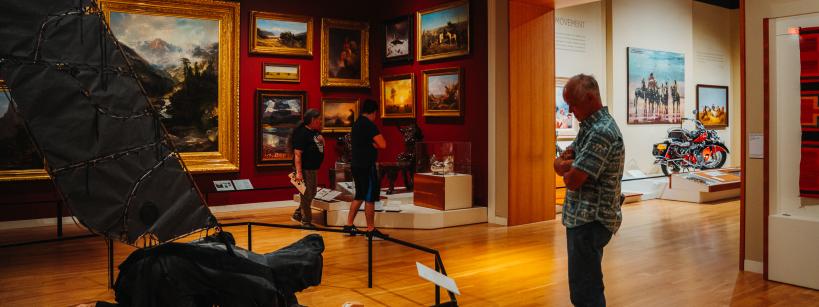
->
<box><xmin>554</xmin><ymin>74</ymin><xmax>625</xmax><ymax>307</ymax></box>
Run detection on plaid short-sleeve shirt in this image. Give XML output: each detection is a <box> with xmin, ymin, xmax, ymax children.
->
<box><xmin>562</xmin><ymin>107</ymin><xmax>625</xmax><ymax>234</ymax></box>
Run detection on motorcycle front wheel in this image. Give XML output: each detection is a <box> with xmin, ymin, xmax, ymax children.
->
<box><xmin>701</xmin><ymin>146</ymin><xmax>728</xmax><ymax>169</ymax></box>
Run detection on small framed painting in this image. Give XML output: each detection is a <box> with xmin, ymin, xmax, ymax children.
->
<box><xmin>696</xmin><ymin>84</ymin><xmax>729</xmax><ymax>127</ymax></box>
<box><xmin>417</xmin><ymin>0</ymin><xmax>470</xmax><ymax>62</ymax></box>
<box><xmin>384</xmin><ymin>15</ymin><xmax>413</xmax><ymax>64</ymax></box>
<box><xmin>422</xmin><ymin>67</ymin><xmax>463</xmax><ymax>117</ymax></box>
<box><xmin>321</xmin><ymin>18</ymin><xmax>370</xmax><ymax>88</ymax></box>
<box><xmin>250</xmin><ymin>11</ymin><xmax>313</xmax><ymax>56</ymax></box>
<box><xmin>380</xmin><ymin>73</ymin><xmax>416</xmax><ymax>119</ymax></box>
<box><xmin>555</xmin><ymin>77</ymin><xmax>578</xmax><ymax>139</ymax></box>
<box><xmin>321</xmin><ymin>98</ymin><xmax>359</xmax><ymax>133</ymax></box>
<box><xmin>256</xmin><ymin>90</ymin><xmax>305</xmax><ymax>167</ymax></box>
<box><xmin>262</xmin><ymin>63</ymin><xmax>300</xmax><ymax>83</ymax></box>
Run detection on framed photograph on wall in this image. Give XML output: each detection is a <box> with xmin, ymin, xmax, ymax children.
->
<box><xmin>555</xmin><ymin>77</ymin><xmax>578</xmax><ymax>139</ymax></box>
<box><xmin>321</xmin><ymin>18</ymin><xmax>370</xmax><ymax>88</ymax></box>
<box><xmin>696</xmin><ymin>84</ymin><xmax>729</xmax><ymax>127</ymax></box>
<box><xmin>380</xmin><ymin>73</ymin><xmax>416</xmax><ymax>119</ymax></box>
<box><xmin>256</xmin><ymin>90</ymin><xmax>305</xmax><ymax>167</ymax></box>
<box><xmin>101</xmin><ymin>0</ymin><xmax>240</xmax><ymax>173</ymax></box>
<box><xmin>384</xmin><ymin>15</ymin><xmax>413</xmax><ymax>64</ymax></box>
<box><xmin>417</xmin><ymin>0</ymin><xmax>470</xmax><ymax>62</ymax></box>
<box><xmin>249</xmin><ymin>11</ymin><xmax>313</xmax><ymax>56</ymax></box>
<box><xmin>0</xmin><ymin>80</ymin><xmax>47</xmax><ymax>181</ymax></box>
<box><xmin>262</xmin><ymin>63</ymin><xmax>300</xmax><ymax>83</ymax></box>
<box><xmin>422</xmin><ymin>67</ymin><xmax>463</xmax><ymax>117</ymax></box>
<box><xmin>321</xmin><ymin>98</ymin><xmax>359</xmax><ymax>133</ymax></box>
<box><xmin>627</xmin><ymin>47</ymin><xmax>685</xmax><ymax>125</ymax></box>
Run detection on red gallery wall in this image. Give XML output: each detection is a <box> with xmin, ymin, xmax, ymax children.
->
<box><xmin>0</xmin><ymin>0</ymin><xmax>488</xmax><ymax>222</ymax></box>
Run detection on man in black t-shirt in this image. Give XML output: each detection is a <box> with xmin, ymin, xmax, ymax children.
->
<box><xmin>344</xmin><ymin>99</ymin><xmax>387</xmax><ymax>238</ymax></box>
<box><xmin>291</xmin><ymin>109</ymin><xmax>324</xmax><ymax>228</ymax></box>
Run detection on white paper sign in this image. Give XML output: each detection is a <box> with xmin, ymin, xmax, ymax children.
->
<box><xmin>232</xmin><ymin>179</ymin><xmax>253</xmax><ymax>190</ymax></box>
<box><xmin>416</xmin><ymin>262</ymin><xmax>460</xmax><ymax>295</ymax></box>
<box><xmin>749</xmin><ymin>133</ymin><xmax>764</xmax><ymax>159</ymax></box>
<box><xmin>213</xmin><ymin>180</ymin><xmax>235</xmax><ymax>191</ymax></box>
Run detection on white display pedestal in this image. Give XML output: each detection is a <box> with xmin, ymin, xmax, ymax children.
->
<box><xmin>413</xmin><ymin>173</ymin><xmax>473</xmax><ymax>211</ymax></box>
<box><xmin>660</xmin><ymin>169</ymin><xmax>740</xmax><ymax>203</ymax></box>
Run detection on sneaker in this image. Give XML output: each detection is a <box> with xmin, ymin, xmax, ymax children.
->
<box><xmin>342</xmin><ymin>225</ymin><xmax>359</xmax><ymax>236</ymax></box>
<box><xmin>290</xmin><ymin>211</ymin><xmax>302</xmax><ymax>223</ymax></box>
<box><xmin>365</xmin><ymin>228</ymin><xmax>389</xmax><ymax>239</ymax></box>
<box><xmin>301</xmin><ymin>222</ymin><xmax>317</xmax><ymax>230</ymax></box>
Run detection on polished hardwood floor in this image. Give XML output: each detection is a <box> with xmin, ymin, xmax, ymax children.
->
<box><xmin>1</xmin><ymin>199</ymin><xmax>818</xmax><ymax>306</ymax></box>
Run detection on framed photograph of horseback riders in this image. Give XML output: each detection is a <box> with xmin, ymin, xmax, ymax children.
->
<box><xmin>249</xmin><ymin>11</ymin><xmax>314</xmax><ymax>57</ymax></box>
<box><xmin>555</xmin><ymin>77</ymin><xmax>578</xmax><ymax>139</ymax></box>
<box><xmin>417</xmin><ymin>0</ymin><xmax>470</xmax><ymax>62</ymax></box>
<box><xmin>423</xmin><ymin>67</ymin><xmax>463</xmax><ymax>117</ymax></box>
<box><xmin>384</xmin><ymin>15</ymin><xmax>413</xmax><ymax>64</ymax></box>
<box><xmin>255</xmin><ymin>90</ymin><xmax>305</xmax><ymax>167</ymax></box>
<box><xmin>627</xmin><ymin>47</ymin><xmax>685</xmax><ymax>125</ymax></box>
<box><xmin>695</xmin><ymin>84</ymin><xmax>728</xmax><ymax>128</ymax></box>
<box><xmin>99</xmin><ymin>0</ymin><xmax>240</xmax><ymax>173</ymax></box>
<box><xmin>321</xmin><ymin>18</ymin><xmax>370</xmax><ymax>88</ymax></box>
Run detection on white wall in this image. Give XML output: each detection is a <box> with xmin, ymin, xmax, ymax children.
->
<box><xmin>555</xmin><ymin>1</ymin><xmax>605</xmax><ymax>89</ymax></box>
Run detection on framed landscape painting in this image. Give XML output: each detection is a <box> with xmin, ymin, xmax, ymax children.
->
<box><xmin>380</xmin><ymin>73</ymin><xmax>416</xmax><ymax>119</ymax></box>
<box><xmin>321</xmin><ymin>98</ymin><xmax>359</xmax><ymax>133</ymax></box>
<box><xmin>384</xmin><ymin>15</ymin><xmax>413</xmax><ymax>64</ymax></box>
<box><xmin>250</xmin><ymin>11</ymin><xmax>313</xmax><ymax>56</ymax></box>
<box><xmin>0</xmin><ymin>80</ymin><xmax>48</xmax><ymax>181</ymax></box>
<box><xmin>423</xmin><ymin>67</ymin><xmax>463</xmax><ymax>117</ymax></box>
<box><xmin>321</xmin><ymin>18</ymin><xmax>370</xmax><ymax>88</ymax></box>
<box><xmin>256</xmin><ymin>90</ymin><xmax>305</xmax><ymax>167</ymax></box>
<box><xmin>262</xmin><ymin>63</ymin><xmax>300</xmax><ymax>83</ymax></box>
<box><xmin>696</xmin><ymin>84</ymin><xmax>729</xmax><ymax>127</ymax></box>
<box><xmin>627</xmin><ymin>47</ymin><xmax>685</xmax><ymax>125</ymax></box>
<box><xmin>101</xmin><ymin>0</ymin><xmax>240</xmax><ymax>173</ymax></box>
<box><xmin>417</xmin><ymin>0</ymin><xmax>470</xmax><ymax>61</ymax></box>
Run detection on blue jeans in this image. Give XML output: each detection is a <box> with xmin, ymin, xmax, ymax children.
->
<box><xmin>567</xmin><ymin>221</ymin><xmax>612</xmax><ymax>307</ymax></box>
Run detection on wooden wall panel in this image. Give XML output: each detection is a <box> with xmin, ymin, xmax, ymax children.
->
<box><xmin>508</xmin><ymin>0</ymin><xmax>556</xmax><ymax>226</ymax></box>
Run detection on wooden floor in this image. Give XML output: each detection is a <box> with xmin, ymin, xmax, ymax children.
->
<box><xmin>1</xmin><ymin>199</ymin><xmax>818</xmax><ymax>306</ymax></box>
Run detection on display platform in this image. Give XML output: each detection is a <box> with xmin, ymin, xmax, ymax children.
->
<box><xmin>661</xmin><ymin>168</ymin><xmax>740</xmax><ymax>203</ymax></box>
<box><xmin>414</xmin><ymin>173</ymin><xmax>473</xmax><ymax>211</ymax></box>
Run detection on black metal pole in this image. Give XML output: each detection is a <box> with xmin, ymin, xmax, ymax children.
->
<box><xmin>247</xmin><ymin>223</ymin><xmax>252</xmax><ymax>252</ymax></box>
<box><xmin>56</xmin><ymin>201</ymin><xmax>63</xmax><ymax>238</ymax></box>
<box><xmin>107</xmin><ymin>238</ymin><xmax>114</xmax><ymax>289</ymax></box>
<box><xmin>435</xmin><ymin>256</ymin><xmax>441</xmax><ymax>305</ymax></box>
<box><xmin>368</xmin><ymin>233</ymin><xmax>373</xmax><ymax>288</ymax></box>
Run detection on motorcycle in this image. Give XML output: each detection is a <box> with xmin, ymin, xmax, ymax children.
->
<box><xmin>652</xmin><ymin>111</ymin><xmax>729</xmax><ymax>176</ymax></box>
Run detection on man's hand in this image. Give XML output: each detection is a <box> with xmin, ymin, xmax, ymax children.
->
<box><xmin>560</xmin><ymin>146</ymin><xmax>575</xmax><ymax>160</ymax></box>
<box><xmin>317</xmin><ymin>135</ymin><xmax>325</xmax><ymax>144</ymax></box>
<box><xmin>554</xmin><ymin>146</ymin><xmax>575</xmax><ymax>176</ymax></box>
<box><xmin>295</xmin><ymin>171</ymin><xmax>304</xmax><ymax>182</ymax></box>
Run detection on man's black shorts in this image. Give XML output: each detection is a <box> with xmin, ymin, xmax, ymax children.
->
<box><xmin>352</xmin><ymin>165</ymin><xmax>379</xmax><ymax>202</ymax></box>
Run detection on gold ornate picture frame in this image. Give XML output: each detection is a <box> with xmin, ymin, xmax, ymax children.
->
<box><xmin>380</xmin><ymin>73</ymin><xmax>416</xmax><ymax>119</ymax></box>
<box><xmin>423</xmin><ymin>67</ymin><xmax>463</xmax><ymax>117</ymax></box>
<box><xmin>100</xmin><ymin>0</ymin><xmax>240</xmax><ymax>173</ymax></box>
<box><xmin>417</xmin><ymin>0</ymin><xmax>470</xmax><ymax>62</ymax></box>
<box><xmin>262</xmin><ymin>63</ymin><xmax>300</xmax><ymax>83</ymax></box>
<box><xmin>321</xmin><ymin>18</ymin><xmax>370</xmax><ymax>88</ymax></box>
<box><xmin>250</xmin><ymin>11</ymin><xmax>313</xmax><ymax>57</ymax></box>
<box><xmin>321</xmin><ymin>98</ymin><xmax>359</xmax><ymax>133</ymax></box>
<box><xmin>0</xmin><ymin>80</ymin><xmax>48</xmax><ymax>181</ymax></box>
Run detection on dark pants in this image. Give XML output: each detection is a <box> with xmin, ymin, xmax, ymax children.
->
<box><xmin>294</xmin><ymin>169</ymin><xmax>317</xmax><ymax>223</ymax></box>
<box><xmin>566</xmin><ymin>221</ymin><xmax>612</xmax><ymax>307</ymax></box>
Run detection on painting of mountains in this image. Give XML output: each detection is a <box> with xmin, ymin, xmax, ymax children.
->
<box><xmin>423</xmin><ymin>68</ymin><xmax>463</xmax><ymax>117</ymax></box>
<box><xmin>0</xmin><ymin>85</ymin><xmax>43</xmax><ymax>173</ymax></box>
<box><xmin>417</xmin><ymin>0</ymin><xmax>470</xmax><ymax>61</ymax></box>
<box><xmin>110</xmin><ymin>12</ymin><xmax>220</xmax><ymax>153</ymax></box>
<box><xmin>251</xmin><ymin>12</ymin><xmax>313</xmax><ymax>56</ymax></box>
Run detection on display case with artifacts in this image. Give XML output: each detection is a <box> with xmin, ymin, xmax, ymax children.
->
<box><xmin>413</xmin><ymin>142</ymin><xmax>472</xmax><ymax>210</ymax></box>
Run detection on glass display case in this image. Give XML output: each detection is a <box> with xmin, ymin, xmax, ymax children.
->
<box><xmin>415</xmin><ymin>141</ymin><xmax>471</xmax><ymax>175</ymax></box>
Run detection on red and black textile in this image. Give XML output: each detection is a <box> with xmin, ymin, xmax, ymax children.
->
<box><xmin>799</xmin><ymin>27</ymin><xmax>819</xmax><ymax>198</ymax></box>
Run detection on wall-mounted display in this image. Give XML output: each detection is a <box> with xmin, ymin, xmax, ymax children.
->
<box><xmin>0</xmin><ymin>80</ymin><xmax>47</xmax><ymax>181</ymax></box>
<box><xmin>262</xmin><ymin>63</ymin><xmax>300</xmax><ymax>83</ymax></box>
<box><xmin>555</xmin><ymin>77</ymin><xmax>578</xmax><ymax>138</ymax></box>
<box><xmin>256</xmin><ymin>90</ymin><xmax>305</xmax><ymax>167</ymax></box>
<box><xmin>101</xmin><ymin>0</ymin><xmax>240</xmax><ymax>173</ymax></box>
<box><xmin>384</xmin><ymin>15</ymin><xmax>413</xmax><ymax>64</ymax></box>
<box><xmin>627</xmin><ymin>47</ymin><xmax>685</xmax><ymax>125</ymax></box>
<box><xmin>381</xmin><ymin>73</ymin><xmax>416</xmax><ymax>119</ymax></box>
<box><xmin>696</xmin><ymin>84</ymin><xmax>728</xmax><ymax>127</ymax></box>
<box><xmin>321</xmin><ymin>98</ymin><xmax>359</xmax><ymax>133</ymax></box>
<box><xmin>249</xmin><ymin>11</ymin><xmax>313</xmax><ymax>56</ymax></box>
<box><xmin>423</xmin><ymin>68</ymin><xmax>463</xmax><ymax>117</ymax></box>
<box><xmin>321</xmin><ymin>18</ymin><xmax>369</xmax><ymax>88</ymax></box>
<box><xmin>417</xmin><ymin>0</ymin><xmax>470</xmax><ymax>62</ymax></box>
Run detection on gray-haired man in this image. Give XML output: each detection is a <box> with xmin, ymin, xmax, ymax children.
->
<box><xmin>292</xmin><ymin>109</ymin><xmax>324</xmax><ymax>229</ymax></box>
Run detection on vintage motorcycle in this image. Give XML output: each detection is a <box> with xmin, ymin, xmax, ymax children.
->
<box><xmin>652</xmin><ymin>111</ymin><xmax>729</xmax><ymax>175</ymax></box>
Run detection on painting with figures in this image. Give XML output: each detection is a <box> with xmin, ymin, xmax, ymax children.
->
<box><xmin>417</xmin><ymin>0</ymin><xmax>470</xmax><ymax>61</ymax></box>
<box><xmin>256</xmin><ymin>90</ymin><xmax>304</xmax><ymax>166</ymax></box>
<box><xmin>696</xmin><ymin>85</ymin><xmax>728</xmax><ymax>127</ymax></box>
<box><xmin>555</xmin><ymin>77</ymin><xmax>577</xmax><ymax>137</ymax></box>
<box><xmin>322</xmin><ymin>19</ymin><xmax>369</xmax><ymax>87</ymax></box>
<box><xmin>627</xmin><ymin>47</ymin><xmax>685</xmax><ymax>124</ymax></box>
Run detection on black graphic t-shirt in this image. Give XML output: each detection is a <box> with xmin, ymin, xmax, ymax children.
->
<box><xmin>292</xmin><ymin>124</ymin><xmax>324</xmax><ymax>170</ymax></box>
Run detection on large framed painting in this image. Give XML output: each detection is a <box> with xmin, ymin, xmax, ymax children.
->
<box><xmin>256</xmin><ymin>90</ymin><xmax>305</xmax><ymax>167</ymax></box>
<box><xmin>249</xmin><ymin>11</ymin><xmax>313</xmax><ymax>56</ymax></box>
<box><xmin>555</xmin><ymin>77</ymin><xmax>578</xmax><ymax>139</ymax></box>
<box><xmin>384</xmin><ymin>15</ymin><xmax>413</xmax><ymax>64</ymax></box>
<box><xmin>417</xmin><ymin>0</ymin><xmax>470</xmax><ymax>62</ymax></box>
<box><xmin>423</xmin><ymin>67</ymin><xmax>463</xmax><ymax>117</ymax></box>
<box><xmin>101</xmin><ymin>0</ymin><xmax>240</xmax><ymax>173</ymax></box>
<box><xmin>627</xmin><ymin>47</ymin><xmax>685</xmax><ymax>125</ymax></box>
<box><xmin>696</xmin><ymin>84</ymin><xmax>728</xmax><ymax>127</ymax></box>
<box><xmin>321</xmin><ymin>18</ymin><xmax>370</xmax><ymax>88</ymax></box>
<box><xmin>262</xmin><ymin>63</ymin><xmax>300</xmax><ymax>83</ymax></box>
<box><xmin>380</xmin><ymin>73</ymin><xmax>416</xmax><ymax>119</ymax></box>
<box><xmin>321</xmin><ymin>98</ymin><xmax>359</xmax><ymax>133</ymax></box>
<box><xmin>0</xmin><ymin>80</ymin><xmax>48</xmax><ymax>181</ymax></box>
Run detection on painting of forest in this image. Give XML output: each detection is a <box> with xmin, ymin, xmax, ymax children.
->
<box><xmin>110</xmin><ymin>12</ymin><xmax>220</xmax><ymax>152</ymax></box>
